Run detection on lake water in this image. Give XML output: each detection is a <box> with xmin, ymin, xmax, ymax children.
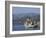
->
<box><xmin>12</xmin><ymin>23</ymin><xmax>40</xmax><ymax>31</ymax></box>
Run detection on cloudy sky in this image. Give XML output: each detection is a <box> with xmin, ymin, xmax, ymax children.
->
<box><xmin>12</xmin><ymin>7</ymin><xmax>40</xmax><ymax>14</ymax></box>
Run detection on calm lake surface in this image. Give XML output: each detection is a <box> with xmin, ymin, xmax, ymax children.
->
<box><xmin>12</xmin><ymin>23</ymin><xmax>40</xmax><ymax>31</ymax></box>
